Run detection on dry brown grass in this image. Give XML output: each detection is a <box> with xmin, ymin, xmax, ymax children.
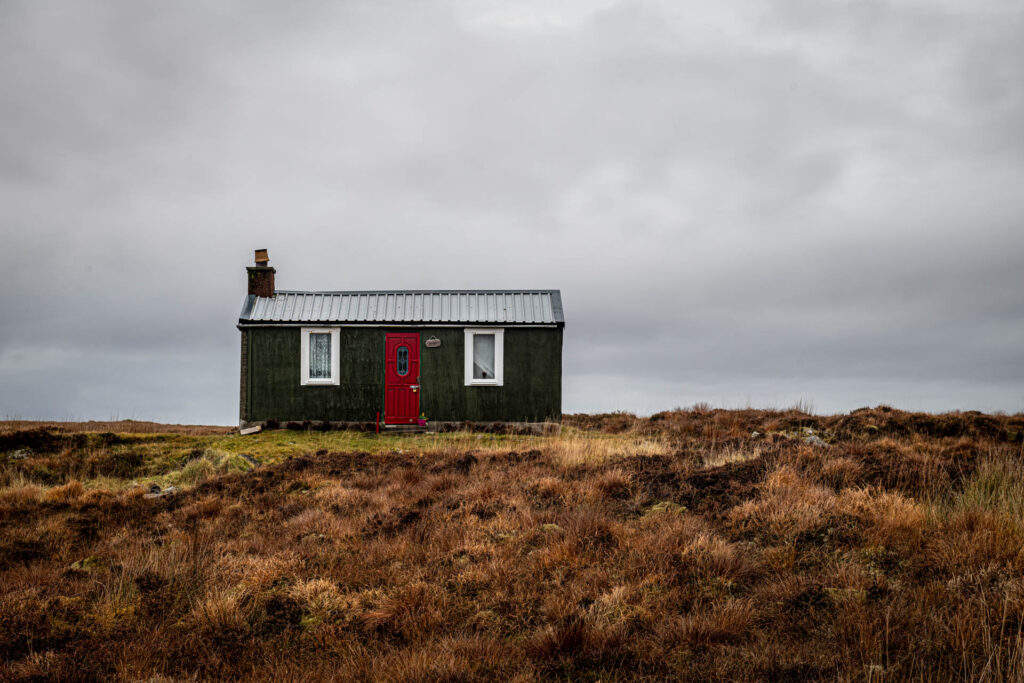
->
<box><xmin>1</xmin><ymin>406</ymin><xmax>1024</xmax><ymax>680</ymax></box>
<box><xmin>0</xmin><ymin>419</ymin><xmax>233</xmax><ymax>435</ymax></box>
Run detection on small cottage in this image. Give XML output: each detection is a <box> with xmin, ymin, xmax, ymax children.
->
<box><xmin>237</xmin><ymin>250</ymin><xmax>564</xmax><ymax>430</ymax></box>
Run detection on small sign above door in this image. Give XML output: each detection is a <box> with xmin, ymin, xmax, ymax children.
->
<box><xmin>425</xmin><ymin>336</ymin><xmax>441</xmax><ymax>348</ymax></box>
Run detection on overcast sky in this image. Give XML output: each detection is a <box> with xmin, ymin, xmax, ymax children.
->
<box><xmin>2</xmin><ymin>0</ymin><xmax>1023</xmax><ymax>424</ymax></box>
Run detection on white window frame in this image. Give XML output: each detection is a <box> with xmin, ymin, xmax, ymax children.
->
<box><xmin>300</xmin><ymin>327</ymin><xmax>340</xmax><ymax>386</ymax></box>
<box><xmin>464</xmin><ymin>328</ymin><xmax>504</xmax><ymax>386</ymax></box>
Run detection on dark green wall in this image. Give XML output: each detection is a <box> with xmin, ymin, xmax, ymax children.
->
<box><xmin>418</xmin><ymin>327</ymin><xmax>562</xmax><ymax>422</ymax></box>
<box><xmin>243</xmin><ymin>326</ymin><xmax>562</xmax><ymax>423</ymax></box>
<box><xmin>246</xmin><ymin>327</ymin><xmax>383</xmax><ymax>423</ymax></box>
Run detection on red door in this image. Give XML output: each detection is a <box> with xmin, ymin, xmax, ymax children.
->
<box><xmin>384</xmin><ymin>333</ymin><xmax>420</xmax><ymax>425</ymax></box>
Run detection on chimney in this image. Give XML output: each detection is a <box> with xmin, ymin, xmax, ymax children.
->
<box><xmin>247</xmin><ymin>249</ymin><xmax>275</xmax><ymax>297</ymax></box>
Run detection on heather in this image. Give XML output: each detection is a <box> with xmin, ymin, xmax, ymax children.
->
<box><xmin>2</xmin><ymin>407</ymin><xmax>1024</xmax><ymax>681</ymax></box>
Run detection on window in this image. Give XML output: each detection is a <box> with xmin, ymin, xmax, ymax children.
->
<box><xmin>300</xmin><ymin>327</ymin><xmax>340</xmax><ymax>385</ymax></box>
<box><xmin>473</xmin><ymin>335</ymin><xmax>494</xmax><ymax>379</ymax></box>
<box><xmin>310</xmin><ymin>333</ymin><xmax>331</xmax><ymax>379</ymax></box>
<box><xmin>464</xmin><ymin>328</ymin><xmax>504</xmax><ymax>386</ymax></box>
<box><xmin>396</xmin><ymin>346</ymin><xmax>409</xmax><ymax>376</ymax></box>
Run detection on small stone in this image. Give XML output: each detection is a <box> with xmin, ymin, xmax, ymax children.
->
<box><xmin>69</xmin><ymin>556</ymin><xmax>103</xmax><ymax>572</ymax></box>
<box><xmin>9</xmin><ymin>449</ymin><xmax>30</xmax><ymax>460</ymax></box>
<box><xmin>645</xmin><ymin>501</ymin><xmax>686</xmax><ymax>516</ymax></box>
<box><xmin>238</xmin><ymin>453</ymin><xmax>262</xmax><ymax>468</ymax></box>
<box><xmin>803</xmin><ymin>435</ymin><xmax>829</xmax><ymax>447</ymax></box>
<box><xmin>144</xmin><ymin>484</ymin><xmax>178</xmax><ymax>499</ymax></box>
<box><xmin>300</xmin><ymin>532</ymin><xmax>327</xmax><ymax>543</ymax></box>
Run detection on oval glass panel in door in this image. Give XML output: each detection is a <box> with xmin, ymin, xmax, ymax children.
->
<box><xmin>397</xmin><ymin>346</ymin><xmax>409</xmax><ymax>376</ymax></box>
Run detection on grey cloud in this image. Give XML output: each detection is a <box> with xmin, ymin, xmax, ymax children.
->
<box><xmin>1</xmin><ymin>0</ymin><xmax>1022</xmax><ymax>422</ymax></box>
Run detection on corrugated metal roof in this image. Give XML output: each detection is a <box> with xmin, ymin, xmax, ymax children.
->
<box><xmin>239</xmin><ymin>290</ymin><xmax>564</xmax><ymax>326</ymax></box>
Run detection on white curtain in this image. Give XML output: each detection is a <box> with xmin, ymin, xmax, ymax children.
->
<box><xmin>310</xmin><ymin>333</ymin><xmax>331</xmax><ymax>379</ymax></box>
<box><xmin>473</xmin><ymin>334</ymin><xmax>495</xmax><ymax>380</ymax></box>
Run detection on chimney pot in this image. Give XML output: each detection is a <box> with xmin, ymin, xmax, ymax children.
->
<box><xmin>247</xmin><ymin>249</ymin><xmax>275</xmax><ymax>297</ymax></box>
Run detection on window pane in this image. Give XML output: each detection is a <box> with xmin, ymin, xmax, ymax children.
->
<box><xmin>310</xmin><ymin>333</ymin><xmax>331</xmax><ymax>379</ymax></box>
<box><xmin>473</xmin><ymin>334</ymin><xmax>495</xmax><ymax>380</ymax></box>
<box><xmin>397</xmin><ymin>346</ymin><xmax>409</xmax><ymax>376</ymax></box>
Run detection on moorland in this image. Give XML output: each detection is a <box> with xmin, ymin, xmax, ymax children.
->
<box><xmin>2</xmin><ymin>407</ymin><xmax>1024</xmax><ymax>681</ymax></box>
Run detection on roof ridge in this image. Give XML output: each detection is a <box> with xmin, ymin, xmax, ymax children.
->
<box><xmin>270</xmin><ymin>289</ymin><xmax>561</xmax><ymax>295</ymax></box>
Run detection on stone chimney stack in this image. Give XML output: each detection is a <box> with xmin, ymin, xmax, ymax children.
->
<box><xmin>247</xmin><ymin>249</ymin><xmax>275</xmax><ymax>297</ymax></box>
